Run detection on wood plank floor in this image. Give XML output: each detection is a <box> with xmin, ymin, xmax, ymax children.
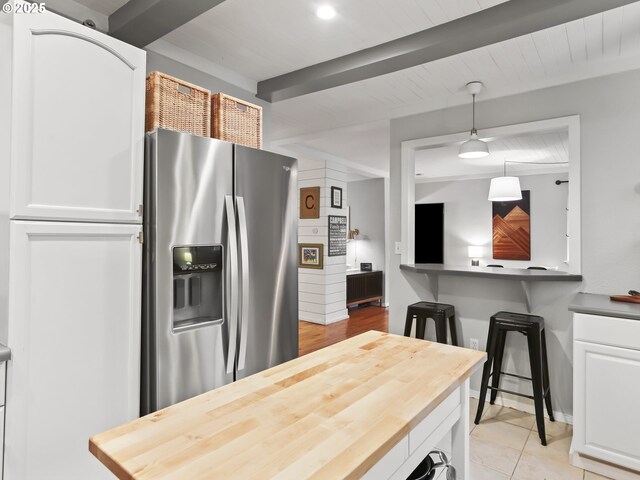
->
<box><xmin>299</xmin><ymin>305</ymin><xmax>389</xmax><ymax>356</ymax></box>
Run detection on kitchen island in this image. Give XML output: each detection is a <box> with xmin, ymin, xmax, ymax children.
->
<box><xmin>90</xmin><ymin>331</ymin><xmax>485</xmax><ymax>479</ymax></box>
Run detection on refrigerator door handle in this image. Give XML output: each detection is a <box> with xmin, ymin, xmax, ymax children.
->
<box><xmin>236</xmin><ymin>196</ymin><xmax>250</xmax><ymax>371</ymax></box>
<box><xmin>225</xmin><ymin>195</ymin><xmax>239</xmax><ymax>375</ymax></box>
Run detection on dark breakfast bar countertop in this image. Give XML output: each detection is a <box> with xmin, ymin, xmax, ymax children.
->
<box><xmin>400</xmin><ymin>264</ymin><xmax>583</xmax><ymax>281</ymax></box>
<box><xmin>569</xmin><ymin>292</ymin><xmax>640</xmax><ymax>321</ymax></box>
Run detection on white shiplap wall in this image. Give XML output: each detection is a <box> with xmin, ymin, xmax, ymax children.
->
<box><xmin>298</xmin><ymin>159</ymin><xmax>349</xmax><ymax>325</ymax></box>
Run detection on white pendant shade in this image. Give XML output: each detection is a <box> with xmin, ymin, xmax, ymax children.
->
<box><xmin>458</xmin><ymin>133</ymin><xmax>489</xmax><ymax>158</ymax></box>
<box><xmin>488</xmin><ymin>176</ymin><xmax>522</xmax><ymax>202</ymax></box>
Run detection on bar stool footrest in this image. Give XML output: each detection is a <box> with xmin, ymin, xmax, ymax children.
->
<box><xmin>486</xmin><ymin>385</ymin><xmax>535</xmax><ymax>400</ymax></box>
<box><xmin>499</xmin><ymin>371</ymin><xmax>533</xmax><ymax>382</ymax></box>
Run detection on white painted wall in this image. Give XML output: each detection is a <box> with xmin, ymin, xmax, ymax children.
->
<box><xmin>298</xmin><ymin>158</ymin><xmax>349</xmax><ymax>324</ymax></box>
<box><xmin>388</xmin><ymin>69</ymin><xmax>640</xmax><ymax>419</ymax></box>
<box><xmin>415</xmin><ymin>173</ymin><xmax>568</xmax><ymax>269</ymax></box>
<box><xmin>347</xmin><ymin>178</ymin><xmax>386</xmax><ymax>274</ymax></box>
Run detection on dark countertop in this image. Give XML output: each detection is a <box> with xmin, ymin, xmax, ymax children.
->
<box><xmin>569</xmin><ymin>293</ymin><xmax>640</xmax><ymax>320</ymax></box>
<box><xmin>346</xmin><ymin>269</ymin><xmax>382</xmax><ymax>275</ymax></box>
<box><xmin>400</xmin><ymin>264</ymin><xmax>583</xmax><ymax>282</ymax></box>
<box><xmin>0</xmin><ymin>344</ymin><xmax>10</xmax><ymax>363</ymax></box>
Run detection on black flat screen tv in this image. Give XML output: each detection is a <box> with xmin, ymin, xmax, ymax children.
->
<box><xmin>415</xmin><ymin>203</ymin><xmax>444</xmax><ymax>264</ymax></box>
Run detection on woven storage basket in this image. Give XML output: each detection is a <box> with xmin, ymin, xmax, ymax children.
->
<box><xmin>145</xmin><ymin>71</ymin><xmax>211</xmax><ymax>136</ymax></box>
<box><xmin>212</xmin><ymin>93</ymin><xmax>262</xmax><ymax>149</ymax></box>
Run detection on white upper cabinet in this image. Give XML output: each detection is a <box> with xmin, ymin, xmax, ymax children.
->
<box><xmin>10</xmin><ymin>11</ymin><xmax>146</xmax><ymax>223</ymax></box>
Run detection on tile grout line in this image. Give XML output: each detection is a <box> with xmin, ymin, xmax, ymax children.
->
<box><xmin>510</xmin><ymin>428</ymin><xmax>532</xmax><ymax>480</ymax></box>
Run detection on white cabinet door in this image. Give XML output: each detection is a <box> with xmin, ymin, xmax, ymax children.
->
<box><xmin>573</xmin><ymin>340</ymin><xmax>640</xmax><ymax>472</ymax></box>
<box><xmin>10</xmin><ymin>11</ymin><xmax>146</xmax><ymax>223</ymax></box>
<box><xmin>5</xmin><ymin>221</ymin><xmax>142</xmax><ymax>480</ymax></box>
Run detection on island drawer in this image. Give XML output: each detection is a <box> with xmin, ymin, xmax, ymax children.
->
<box><xmin>409</xmin><ymin>387</ymin><xmax>460</xmax><ymax>453</ymax></box>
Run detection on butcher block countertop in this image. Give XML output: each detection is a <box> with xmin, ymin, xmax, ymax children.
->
<box><xmin>90</xmin><ymin>331</ymin><xmax>485</xmax><ymax>480</ymax></box>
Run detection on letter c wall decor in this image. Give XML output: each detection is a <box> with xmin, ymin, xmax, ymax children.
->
<box><xmin>300</xmin><ymin>187</ymin><xmax>320</xmax><ymax>219</ymax></box>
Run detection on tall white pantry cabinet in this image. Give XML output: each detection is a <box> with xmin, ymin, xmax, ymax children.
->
<box><xmin>0</xmin><ymin>6</ymin><xmax>146</xmax><ymax>480</ymax></box>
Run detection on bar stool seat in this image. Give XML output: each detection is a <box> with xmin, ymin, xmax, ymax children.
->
<box><xmin>474</xmin><ymin>311</ymin><xmax>554</xmax><ymax>445</ymax></box>
<box><xmin>404</xmin><ymin>301</ymin><xmax>459</xmax><ymax>346</ymax></box>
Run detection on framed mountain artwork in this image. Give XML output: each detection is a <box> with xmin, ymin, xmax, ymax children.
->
<box><xmin>492</xmin><ymin>190</ymin><xmax>531</xmax><ymax>260</ymax></box>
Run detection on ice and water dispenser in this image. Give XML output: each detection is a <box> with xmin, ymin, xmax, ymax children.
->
<box><xmin>172</xmin><ymin>245</ymin><xmax>223</xmax><ymax>332</ymax></box>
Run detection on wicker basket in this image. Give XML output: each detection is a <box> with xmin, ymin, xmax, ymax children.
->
<box><xmin>212</xmin><ymin>93</ymin><xmax>262</xmax><ymax>149</ymax></box>
<box><xmin>145</xmin><ymin>71</ymin><xmax>211</xmax><ymax>137</ymax></box>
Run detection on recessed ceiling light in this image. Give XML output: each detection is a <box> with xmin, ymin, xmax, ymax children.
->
<box><xmin>316</xmin><ymin>5</ymin><xmax>336</xmax><ymax>20</ymax></box>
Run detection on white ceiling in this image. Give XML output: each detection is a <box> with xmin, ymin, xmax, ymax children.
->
<box><xmin>75</xmin><ymin>0</ymin><xmax>127</xmax><ymax>15</ymax></box>
<box><xmin>414</xmin><ymin>131</ymin><xmax>569</xmax><ymax>182</ymax></box>
<box><xmin>159</xmin><ymin>0</ymin><xmax>506</xmax><ymax>81</ymax></box>
<box><xmin>64</xmin><ymin>0</ymin><xmax>640</xmax><ymax>179</ymax></box>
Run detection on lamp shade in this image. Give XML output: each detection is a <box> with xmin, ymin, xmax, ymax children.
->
<box><xmin>468</xmin><ymin>246</ymin><xmax>483</xmax><ymax>258</ymax></box>
<box><xmin>458</xmin><ymin>133</ymin><xmax>489</xmax><ymax>158</ymax></box>
<box><xmin>488</xmin><ymin>176</ymin><xmax>522</xmax><ymax>202</ymax></box>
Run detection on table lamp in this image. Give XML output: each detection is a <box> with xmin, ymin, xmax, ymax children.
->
<box><xmin>468</xmin><ymin>246</ymin><xmax>483</xmax><ymax>266</ymax></box>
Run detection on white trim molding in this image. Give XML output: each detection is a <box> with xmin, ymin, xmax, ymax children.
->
<box><xmin>400</xmin><ymin>115</ymin><xmax>581</xmax><ymax>275</ymax></box>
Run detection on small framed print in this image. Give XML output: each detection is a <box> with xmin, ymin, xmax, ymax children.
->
<box><xmin>331</xmin><ymin>186</ymin><xmax>343</xmax><ymax>209</ymax></box>
<box><xmin>298</xmin><ymin>243</ymin><xmax>324</xmax><ymax>269</ymax></box>
<box><xmin>360</xmin><ymin>262</ymin><xmax>372</xmax><ymax>271</ymax></box>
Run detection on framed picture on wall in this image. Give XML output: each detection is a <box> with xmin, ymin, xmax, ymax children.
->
<box><xmin>300</xmin><ymin>187</ymin><xmax>320</xmax><ymax>219</ymax></box>
<box><xmin>331</xmin><ymin>186</ymin><xmax>343</xmax><ymax>208</ymax></box>
<box><xmin>298</xmin><ymin>243</ymin><xmax>324</xmax><ymax>269</ymax></box>
<box><xmin>492</xmin><ymin>190</ymin><xmax>531</xmax><ymax>260</ymax></box>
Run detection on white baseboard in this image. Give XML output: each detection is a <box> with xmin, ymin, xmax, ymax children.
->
<box><xmin>571</xmin><ymin>452</ymin><xmax>640</xmax><ymax>480</ymax></box>
<box><xmin>470</xmin><ymin>389</ymin><xmax>573</xmax><ymax>426</ymax></box>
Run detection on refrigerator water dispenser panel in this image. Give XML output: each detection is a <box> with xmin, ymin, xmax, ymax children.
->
<box><xmin>172</xmin><ymin>245</ymin><xmax>223</xmax><ymax>332</ymax></box>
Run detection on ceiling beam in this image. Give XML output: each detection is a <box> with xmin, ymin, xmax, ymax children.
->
<box><xmin>257</xmin><ymin>0</ymin><xmax>639</xmax><ymax>102</ymax></box>
<box><xmin>109</xmin><ymin>0</ymin><xmax>227</xmax><ymax>48</ymax></box>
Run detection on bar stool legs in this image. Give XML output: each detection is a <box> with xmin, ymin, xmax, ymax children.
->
<box><xmin>490</xmin><ymin>330</ymin><xmax>507</xmax><ymax>405</ymax></box>
<box><xmin>474</xmin><ymin>320</ymin><xmax>497</xmax><ymax>425</ymax></box>
<box><xmin>475</xmin><ymin>311</ymin><xmax>555</xmax><ymax>446</ymax></box>
<box><xmin>541</xmin><ymin>330</ymin><xmax>555</xmax><ymax>423</ymax></box>
<box><xmin>403</xmin><ymin>309</ymin><xmax>413</xmax><ymax>337</ymax></box>
<box><xmin>434</xmin><ymin>316</ymin><xmax>447</xmax><ymax>344</ymax></box>
<box><xmin>448</xmin><ymin>314</ymin><xmax>459</xmax><ymax>346</ymax></box>
<box><xmin>527</xmin><ymin>329</ymin><xmax>547</xmax><ymax>444</ymax></box>
<box><xmin>416</xmin><ymin>317</ymin><xmax>427</xmax><ymax>340</ymax></box>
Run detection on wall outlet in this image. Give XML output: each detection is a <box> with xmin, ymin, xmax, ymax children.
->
<box><xmin>470</xmin><ymin>338</ymin><xmax>479</xmax><ymax>350</ymax></box>
<box><xmin>394</xmin><ymin>242</ymin><xmax>402</xmax><ymax>255</ymax></box>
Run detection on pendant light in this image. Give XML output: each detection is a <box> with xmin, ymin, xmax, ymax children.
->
<box><xmin>488</xmin><ymin>160</ymin><xmax>522</xmax><ymax>202</ymax></box>
<box><xmin>459</xmin><ymin>81</ymin><xmax>489</xmax><ymax>159</ymax></box>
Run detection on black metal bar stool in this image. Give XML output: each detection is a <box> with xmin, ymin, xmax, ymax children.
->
<box><xmin>474</xmin><ymin>311</ymin><xmax>554</xmax><ymax>445</ymax></box>
<box><xmin>404</xmin><ymin>302</ymin><xmax>459</xmax><ymax>346</ymax></box>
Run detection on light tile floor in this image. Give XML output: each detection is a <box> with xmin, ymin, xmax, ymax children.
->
<box><xmin>435</xmin><ymin>398</ymin><xmax>612</xmax><ymax>480</ymax></box>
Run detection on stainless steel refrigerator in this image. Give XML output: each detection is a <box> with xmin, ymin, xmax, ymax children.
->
<box><xmin>141</xmin><ymin>129</ymin><xmax>298</xmax><ymax>414</ymax></box>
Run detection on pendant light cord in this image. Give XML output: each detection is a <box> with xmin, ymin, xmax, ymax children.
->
<box><xmin>471</xmin><ymin>94</ymin><xmax>476</xmax><ymax>134</ymax></box>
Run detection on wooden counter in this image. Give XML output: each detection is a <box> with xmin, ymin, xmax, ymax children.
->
<box><xmin>90</xmin><ymin>331</ymin><xmax>485</xmax><ymax>480</ymax></box>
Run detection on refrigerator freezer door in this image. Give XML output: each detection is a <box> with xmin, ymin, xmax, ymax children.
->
<box><xmin>143</xmin><ymin>130</ymin><xmax>234</xmax><ymax>413</ymax></box>
<box><xmin>234</xmin><ymin>146</ymin><xmax>298</xmax><ymax>379</ymax></box>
